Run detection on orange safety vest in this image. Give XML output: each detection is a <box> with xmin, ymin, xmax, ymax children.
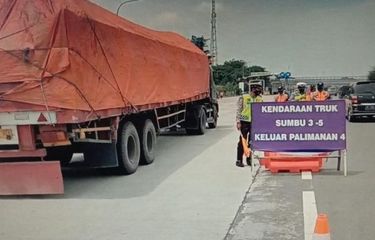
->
<box><xmin>275</xmin><ymin>94</ymin><xmax>288</xmax><ymax>102</ymax></box>
<box><xmin>306</xmin><ymin>92</ymin><xmax>314</xmax><ymax>101</ymax></box>
<box><xmin>313</xmin><ymin>91</ymin><xmax>330</xmax><ymax>101</ymax></box>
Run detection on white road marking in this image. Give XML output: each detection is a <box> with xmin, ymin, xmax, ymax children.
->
<box><xmin>301</xmin><ymin>171</ymin><xmax>312</xmax><ymax>180</ymax></box>
<box><xmin>303</xmin><ymin>191</ymin><xmax>318</xmax><ymax>240</ymax></box>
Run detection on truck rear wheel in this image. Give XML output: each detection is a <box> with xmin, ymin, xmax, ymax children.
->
<box><xmin>208</xmin><ymin>105</ymin><xmax>218</xmax><ymax>129</ymax></box>
<box><xmin>140</xmin><ymin>119</ymin><xmax>157</xmax><ymax>165</ymax></box>
<box><xmin>186</xmin><ymin>106</ymin><xmax>207</xmax><ymax>135</ymax></box>
<box><xmin>117</xmin><ymin>121</ymin><xmax>140</xmax><ymax>174</ymax></box>
<box><xmin>196</xmin><ymin>106</ymin><xmax>207</xmax><ymax>135</ymax></box>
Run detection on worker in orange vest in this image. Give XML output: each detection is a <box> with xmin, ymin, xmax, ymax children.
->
<box><xmin>274</xmin><ymin>86</ymin><xmax>289</xmax><ymax>102</ymax></box>
<box><xmin>306</xmin><ymin>84</ymin><xmax>316</xmax><ymax>101</ymax></box>
<box><xmin>313</xmin><ymin>82</ymin><xmax>330</xmax><ymax>101</ymax></box>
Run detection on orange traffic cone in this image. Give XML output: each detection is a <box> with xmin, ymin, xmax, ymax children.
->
<box><xmin>312</xmin><ymin>214</ymin><xmax>331</xmax><ymax>240</ymax></box>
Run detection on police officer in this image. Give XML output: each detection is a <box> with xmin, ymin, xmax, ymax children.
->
<box><xmin>291</xmin><ymin>83</ymin><xmax>307</xmax><ymax>101</ymax></box>
<box><xmin>313</xmin><ymin>82</ymin><xmax>330</xmax><ymax>101</ymax></box>
<box><xmin>235</xmin><ymin>83</ymin><xmax>263</xmax><ymax>167</ymax></box>
<box><xmin>275</xmin><ymin>86</ymin><xmax>289</xmax><ymax>102</ymax></box>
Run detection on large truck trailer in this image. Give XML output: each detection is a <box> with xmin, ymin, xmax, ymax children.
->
<box><xmin>0</xmin><ymin>0</ymin><xmax>218</xmax><ymax>195</ymax></box>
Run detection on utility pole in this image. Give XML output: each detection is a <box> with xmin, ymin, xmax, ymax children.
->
<box><xmin>210</xmin><ymin>0</ymin><xmax>218</xmax><ymax>65</ymax></box>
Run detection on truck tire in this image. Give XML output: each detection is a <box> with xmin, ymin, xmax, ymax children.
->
<box><xmin>196</xmin><ymin>106</ymin><xmax>207</xmax><ymax>135</ymax></box>
<box><xmin>45</xmin><ymin>146</ymin><xmax>73</xmax><ymax>167</ymax></box>
<box><xmin>208</xmin><ymin>105</ymin><xmax>218</xmax><ymax>129</ymax></box>
<box><xmin>117</xmin><ymin>121</ymin><xmax>141</xmax><ymax>174</ymax></box>
<box><xmin>186</xmin><ymin>106</ymin><xmax>207</xmax><ymax>135</ymax></box>
<box><xmin>140</xmin><ymin>119</ymin><xmax>157</xmax><ymax>165</ymax></box>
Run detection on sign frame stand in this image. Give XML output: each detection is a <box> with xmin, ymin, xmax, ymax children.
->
<box><xmin>342</xmin><ymin>149</ymin><xmax>347</xmax><ymax>176</ymax></box>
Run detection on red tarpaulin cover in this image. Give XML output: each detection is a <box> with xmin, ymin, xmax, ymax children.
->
<box><xmin>0</xmin><ymin>0</ymin><xmax>210</xmax><ymax>120</ymax></box>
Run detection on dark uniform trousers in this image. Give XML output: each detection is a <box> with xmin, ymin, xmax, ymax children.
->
<box><xmin>237</xmin><ymin>121</ymin><xmax>251</xmax><ymax>162</ymax></box>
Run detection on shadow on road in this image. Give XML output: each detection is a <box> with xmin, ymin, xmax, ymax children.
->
<box><xmin>47</xmin><ymin>126</ymin><xmax>234</xmax><ymax>199</ymax></box>
<box><xmin>1</xmin><ymin>126</ymin><xmax>233</xmax><ymax>200</ymax></box>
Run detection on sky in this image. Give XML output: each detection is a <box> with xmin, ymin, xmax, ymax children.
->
<box><xmin>92</xmin><ymin>0</ymin><xmax>375</xmax><ymax>77</ymax></box>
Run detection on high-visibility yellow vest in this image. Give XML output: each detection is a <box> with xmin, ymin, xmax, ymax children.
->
<box><xmin>240</xmin><ymin>94</ymin><xmax>263</xmax><ymax>122</ymax></box>
<box><xmin>294</xmin><ymin>93</ymin><xmax>307</xmax><ymax>101</ymax></box>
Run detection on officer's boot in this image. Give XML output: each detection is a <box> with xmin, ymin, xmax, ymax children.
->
<box><xmin>236</xmin><ymin>160</ymin><xmax>244</xmax><ymax>167</ymax></box>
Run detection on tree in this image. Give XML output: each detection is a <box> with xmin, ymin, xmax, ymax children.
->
<box><xmin>212</xmin><ymin>59</ymin><xmax>266</xmax><ymax>85</ymax></box>
<box><xmin>212</xmin><ymin>59</ymin><xmax>267</xmax><ymax>96</ymax></box>
<box><xmin>191</xmin><ymin>35</ymin><xmax>208</xmax><ymax>51</ymax></box>
<box><xmin>212</xmin><ymin>59</ymin><xmax>244</xmax><ymax>86</ymax></box>
<box><xmin>368</xmin><ymin>67</ymin><xmax>375</xmax><ymax>80</ymax></box>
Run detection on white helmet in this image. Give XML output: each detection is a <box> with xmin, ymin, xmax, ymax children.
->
<box><xmin>296</xmin><ymin>82</ymin><xmax>307</xmax><ymax>89</ymax></box>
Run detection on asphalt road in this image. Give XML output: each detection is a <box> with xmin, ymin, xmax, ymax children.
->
<box><xmin>313</xmin><ymin>117</ymin><xmax>375</xmax><ymax>240</ymax></box>
<box><xmin>225</xmin><ymin>96</ymin><xmax>375</xmax><ymax>240</ymax></box>
<box><xmin>1</xmin><ymin>96</ymin><xmax>374</xmax><ymax>240</ymax></box>
<box><xmin>0</xmin><ymin>97</ymin><xmax>254</xmax><ymax>240</ymax></box>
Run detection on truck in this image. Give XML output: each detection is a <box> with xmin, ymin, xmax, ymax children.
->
<box><xmin>0</xmin><ymin>0</ymin><xmax>218</xmax><ymax>195</ymax></box>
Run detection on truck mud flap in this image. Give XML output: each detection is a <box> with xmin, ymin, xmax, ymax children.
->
<box><xmin>0</xmin><ymin>161</ymin><xmax>63</xmax><ymax>195</ymax></box>
<box><xmin>80</xmin><ymin>143</ymin><xmax>119</xmax><ymax>168</ymax></box>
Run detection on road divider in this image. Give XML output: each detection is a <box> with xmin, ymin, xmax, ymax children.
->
<box><xmin>260</xmin><ymin>151</ymin><xmax>326</xmax><ymax>173</ymax></box>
